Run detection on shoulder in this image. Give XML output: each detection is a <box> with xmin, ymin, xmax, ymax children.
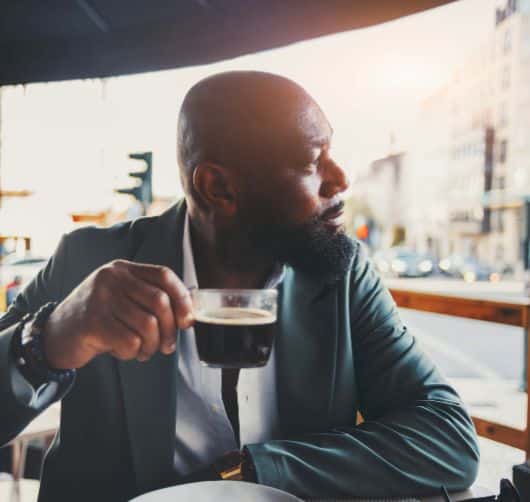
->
<box><xmin>57</xmin><ymin>213</ymin><xmax>162</xmax><ymax>292</ymax></box>
<box><xmin>64</xmin><ymin>201</ymin><xmax>183</xmax><ymax>254</ymax></box>
<box><xmin>64</xmin><ymin>214</ymin><xmax>158</xmax><ymax>258</ymax></box>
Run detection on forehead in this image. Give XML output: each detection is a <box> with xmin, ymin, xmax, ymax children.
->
<box><xmin>272</xmin><ymin>101</ymin><xmax>332</xmax><ymax>159</ymax></box>
<box><xmin>297</xmin><ymin>103</ymin><xmax>332</xmax><ymax>144</ymax></box>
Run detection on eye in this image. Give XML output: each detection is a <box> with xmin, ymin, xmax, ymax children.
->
<box><xmin>302</xmin><ymin>148</ymin><xmax>322</xmax><ymax>172</ymax></box>
<box><xmin>303</xmin><ymin>161</ymin><xmax>318</xmax><ymax>173</ymax></box>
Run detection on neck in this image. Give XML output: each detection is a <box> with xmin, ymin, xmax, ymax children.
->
<box><xmin>189</xmin><ymin>216</ymin><xmax>275</xmax><ymax>289</ymax></box>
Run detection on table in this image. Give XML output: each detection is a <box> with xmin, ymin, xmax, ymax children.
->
<box><xmin>307</xmin><ymin>486</ymin><xmax>493</xmax><ymax>501</ymax></box>
<box><xmin>0</xmin><ymin>480</ymin><xmax>39</xmax><ymax>502</ymax></box>
<box><xmin>7</xmin><ymin>403</ymin><xmax>60</xmax><ymax>502</ymax></box>
<box><xmin>132</xmin><ymin>483</ymin><xmax>493</xmax><ymax>502</ymax></box>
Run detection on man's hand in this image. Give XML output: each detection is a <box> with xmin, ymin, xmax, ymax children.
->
<box><xmin>42</xmin><ymin>260</ymin><xmax>194</xmax><ymax>369</ymax></box>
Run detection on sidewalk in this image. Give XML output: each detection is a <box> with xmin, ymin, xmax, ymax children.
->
<box><xmin>452</xmin><ymin>377</ymin><xmax>526</xmax><ymax>430</ymax></box>
<box><xmin>475</xmin><ymin>436</ymin><xmax>524</xmax><ymax>493</ymax></box>
<box><xmin>450</xmin><ymin>377</ymin><xmax>526</xmax><ymax>491</ymax></box>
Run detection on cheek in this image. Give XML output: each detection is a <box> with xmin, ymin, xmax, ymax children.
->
<box><xmin>238</xmin><ymin>170</ymin><xmax>321</xmax><ymax>226</ymax></box>
<box><xmin>273</xmin><ymin>174</ymin><xmax>321</xmax><ymax>223</ymax></box>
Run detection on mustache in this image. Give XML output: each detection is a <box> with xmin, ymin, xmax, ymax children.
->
<box><xmin>320</xmin><ymin>200</ymin><xmax>345</xmax><ymax>220</ymax></box>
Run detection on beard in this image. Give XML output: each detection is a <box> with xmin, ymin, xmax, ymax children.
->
<box><xmin>246</xmin><ymin>214</ymin><xmax>356</xmax><ymax>282</ymax></box>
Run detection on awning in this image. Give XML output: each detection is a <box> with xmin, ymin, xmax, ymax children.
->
<box><xmin>0</xmin><ymin>1</ymin><xmax>455</xmax><ymax>85</ymax></box>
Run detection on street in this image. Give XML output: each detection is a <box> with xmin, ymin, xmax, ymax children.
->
<box><xmin>384</xmin><ymin>277</ymin><xmax>526</xmax><ymax>383</ymax></box>
<box><xmin>400</xmin><ymin>308</ymin><xmax>523</xmax><ymax>381</ymax></box>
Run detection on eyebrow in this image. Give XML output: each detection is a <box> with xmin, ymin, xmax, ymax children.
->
<box><xmin>310</xmin><ymin>136</ymin><xmax>331</xmax><ymax>148</ymax></box>
<box><xmin>310</xmin><ymin>138</ymin><xmax>327</xmax><ymax>148</ymax></box>
<box><xmin>310</xmin><ymin>126</ymin><xmax>334</xmax><ymax>147</ymax></box>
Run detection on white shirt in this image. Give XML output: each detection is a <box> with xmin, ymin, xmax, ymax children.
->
<box><xmin>174</xmin><ymin>213</ymin><xmax>283</xmax><ymax>475</ymax></box>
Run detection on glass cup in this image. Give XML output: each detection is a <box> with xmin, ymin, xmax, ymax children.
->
<box><xmin>190</xmin><ymin>289</ymin><xmax>278</xmax><ymax>368</ymax></box>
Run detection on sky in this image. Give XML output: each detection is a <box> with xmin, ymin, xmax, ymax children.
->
<box><xmin>0</xmin><ymin>0</ymin><xmax>499</xmax><ymax>254</ymax></box>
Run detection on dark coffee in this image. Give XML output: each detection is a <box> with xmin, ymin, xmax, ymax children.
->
<box><xmin>194</xmin><ymin>307</ymin><xmax>276</xmax><ymax>368</ymax></box>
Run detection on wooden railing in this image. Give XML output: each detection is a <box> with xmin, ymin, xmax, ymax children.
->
<box><xmin>389</xmin><ymin>288</ymin><xmax>530</xmax><ymax>456</ymax></box>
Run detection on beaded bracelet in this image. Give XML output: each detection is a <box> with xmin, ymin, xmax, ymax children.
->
<box><xmin>16</xmin><ymin>302</ymin><xmax>76</xmax><ymax>384</ymax></box>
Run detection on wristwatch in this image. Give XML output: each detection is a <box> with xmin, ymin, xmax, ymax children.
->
<box><xmin>214</xmin><ymin>450</ymin><xmax>244</xmax><ymax>481</ymax></box>
<box><xmin>213</xmin><ymin>448</ymin><xmax>257</xmax><ymax>482</ymax></box>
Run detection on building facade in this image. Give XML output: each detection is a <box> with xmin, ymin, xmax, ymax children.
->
<box><xmin>418</xmin><ymin>0</ymin><xmax>530</xmax><ymax>274</ymax></box>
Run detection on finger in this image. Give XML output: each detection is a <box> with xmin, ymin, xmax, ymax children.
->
<box><xmin>113</xmin><ymin>295</ymin><xmax>161</xmax><ymax>360</ymax></box>
<box><xmin>106</xmin><ymin>315</ymin><xmax>143</xmax><ymax>361</ymax></box>
<box><xmin>115</xmin><ymin>261</ymin><xmax>193</xmax><ymax>329</ymax></box>
<box><xmin>113</xmin><ymin>268</ymin><xmax>177</xmax><ymax>354</ymax></box>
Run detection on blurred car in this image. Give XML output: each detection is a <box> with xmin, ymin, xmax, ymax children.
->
<box><xmin>438</xmin><ymin>254</ymin><xmax>501</xmax><ymax>282</ymax></box>
<box><xmin>0</xmin><ymin>254</ymin><xmax>48</xmax><ymax>292</ymax></box>
<box><xmin>373</xmin><ymin>247</ymin><xmax>435</xmax><ymax>278</ymax></box>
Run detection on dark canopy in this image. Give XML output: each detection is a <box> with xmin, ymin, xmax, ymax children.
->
<box><xmin>0</xmin><ymin>0</ymin><xmax>455</xmax><ymax>85</ymax></box>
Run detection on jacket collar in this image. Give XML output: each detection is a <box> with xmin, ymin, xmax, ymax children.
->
<box><xmin>118</xmin><ymin>199</ymin><xmax>186</xmax><ymax>494</ymax></box>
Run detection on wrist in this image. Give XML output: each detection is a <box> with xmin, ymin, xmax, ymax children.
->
<box><xmin>213</xmin><ymin>450</ymin><xmax>244</xmax><ymax>481</ymax></box>
<box><xmin>212</xmin><ymin>448</ymin><xmax>257</xmax><ymax>483</ymax></box>
<box><xmin>241</xmin><ymin>446</ymin><xmax>257</xmax><ymax>483</ymax></box>
<box><xmin>16</xmin><ymin>303</ymin><xmax>76</xmax><ymax>383</ymax></box>
<box><xmin>11</xmin><ymin>318</ymin><xmax>48</xmax><ymax>389</ymax></box>
<box><xmin>41</xmin><ymin>309</ymin><xmax>68</xmax><ymax>369</ymax></box>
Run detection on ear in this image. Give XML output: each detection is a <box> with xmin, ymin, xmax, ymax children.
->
<box><xmin>192</xmin><ymin>162</ymin><xmax>237</xmax><ymax>216</ymax></box>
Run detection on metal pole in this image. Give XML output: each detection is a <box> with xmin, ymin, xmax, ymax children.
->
<box><xmin>482</xmin><ymin>127</ymin><xmax>494</xmax><ymax>234</ymax></box>
<box><xmin>0</xmin><ymin>86</ymin><xmax>3</xmax><ymax>210</ymax></box>
<box><xmin>522</xmin><ymin>198</ymin><xmax>530</xmax><ymax>391</ymax></box>
<box><xmin>523</xmin><ymin>332</ymin><xmax>528</xmax><ymax>392</ymax></box>
<box><xmin>513</xmin><ymin>304</ymin><xmax>530</xmax><ymax>498</ymax></box>
<box><xmin>525</xmin><ymin>304</ymin><xmax>530</xmax><ymax>460</ymax></box>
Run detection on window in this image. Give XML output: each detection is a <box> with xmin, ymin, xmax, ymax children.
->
<box><xmin>498</xmin><ymin>139</ymin><xmax>508</xmax><ymax>163</ymax></box>
<box><xmin>498</xmin><ymin>101</ymin><xmax>509</xmax><ymax>128</ymax></box>
<box><xmin>494</xmin><ymin>175</ymin><xmax>506</xmax><ymax>190</ymax></box>
<box><xmin>495</xmin><ymin>243</ymin><xmax>505</xmax><ymax>260</ymax></box>
<box><xmin>501</xmin><ymin>65</ymin><xmax>510</xmax><ymax>90</ymax></box>
<box><xmin>492</xmin><ymin>210</ymin><xmax>505</xmax><ymax>233</ymax></box>
<box><xmin>503</xmin><ymin>28</ymin><xmax>512</xmax><ymax>54</ymax></box>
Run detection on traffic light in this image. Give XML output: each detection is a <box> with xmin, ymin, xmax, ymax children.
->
<box><xmin>356</xmin><ymin>224</ymin><xmax>369</xmax><ymax>241</ymax></box>
<box><xmin>115</xmin><ymin>152</ymin><xmax>153</xmax><ymax>214</ymax></box>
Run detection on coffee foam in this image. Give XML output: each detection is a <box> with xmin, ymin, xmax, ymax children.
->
<box><xmin>194</xmin><ymin>307</ymin><xmax>276</xmax><ymax>326</ymax></box>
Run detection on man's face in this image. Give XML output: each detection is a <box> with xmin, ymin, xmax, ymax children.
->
<box><xmin>236</xmin><ymin>100</ymin><xmax>355</xmax><ymax>279</ymax></box>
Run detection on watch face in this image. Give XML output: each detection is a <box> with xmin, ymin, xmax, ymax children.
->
<box><xmin>220</xmin><ymin>465</ymin><xmax>243</xmax><ymax>481</ymax></box>
<box><xmin>214</xmin><ymin>450</ymin><xmax>243</xmax><ymax>480</ymax></box>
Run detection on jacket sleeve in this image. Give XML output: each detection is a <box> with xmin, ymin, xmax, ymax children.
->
<box><xmin>246</xmin><ymin>242</ymin><xmax>479</xmax><ymax>499</ymax></box>
<box><xmin>0</xmin><ymin>235</ymin><xmax>74</xmax><ymax>446</ymax></box>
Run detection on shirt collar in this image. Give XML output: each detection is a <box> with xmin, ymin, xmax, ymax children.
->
<box><xmin>182</xmin><ymin>211</ymin><xmax>199</xmax><ymax>290</ymax></box>
<box><xmin>182</xmin><ymin>211</ymin><xmax>284</xmax><ymax>289</ymax></box>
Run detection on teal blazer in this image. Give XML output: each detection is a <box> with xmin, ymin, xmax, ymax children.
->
<box><xmin>0</xmin><ymin>200</ymin><xmax>479</xmax><ymax>502</ymax></box>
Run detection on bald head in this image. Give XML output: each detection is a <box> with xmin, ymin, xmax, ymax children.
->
<box><xmin>176</xmin><ymin>71</ymin><xmax>351</xmax><ymax>281</ymax></box>
<box><xmin>177</xmin><ymin>71</ymin><xmax>328</xmax><ymax>202</ymax></box>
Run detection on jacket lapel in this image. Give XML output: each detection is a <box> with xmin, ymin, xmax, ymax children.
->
<box><xmin>276</xmin><ymin>267</ymin><xmax>356</xmax><ymax>434</ymax></box>
<box><xmin>118</xmin><ymin>200</ymin><xmax>186</xmax><ymax>494</ymax></box>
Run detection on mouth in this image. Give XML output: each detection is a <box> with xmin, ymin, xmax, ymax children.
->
<box><xmin>320</xmin><ymin>201</ymin><xmax>345</xmax><ymax>227</ymax></box>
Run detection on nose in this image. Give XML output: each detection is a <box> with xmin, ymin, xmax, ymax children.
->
<box><xmin>319</xmin><ymin>157</ymin><xmax>350</xmax><ymax>199</ymax></box>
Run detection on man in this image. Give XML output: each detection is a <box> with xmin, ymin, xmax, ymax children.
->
<box><xmin>0</xmin><ymin>72</ymin><xmax>479</xmax><ymax>501</ymax></box>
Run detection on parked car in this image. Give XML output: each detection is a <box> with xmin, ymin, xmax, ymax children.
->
<box><xmin>373</xmin><ymin>247</ymin><xmax>434</xmax><ymax>278</ymax></box>
<box><xmin>438</xmin><ymin>254</ymin><xmax>501</xmax><ymax>282</ymax></box>
<box><xmin>0</xmin><ymin>254</ymin><xmax>48</xmax><ymax>309</ymax></box>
